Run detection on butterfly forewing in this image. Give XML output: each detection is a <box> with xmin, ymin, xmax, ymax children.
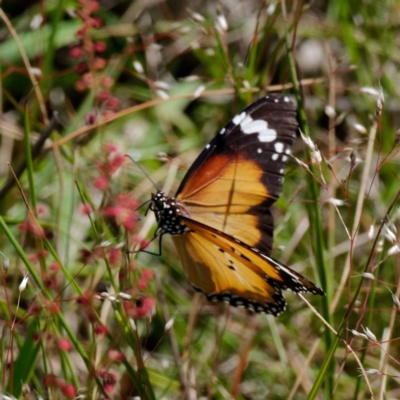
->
<box><xmin>175</xmin><ymin>94</ymin><xmax>298</xmax><ymax>255</ymax></box>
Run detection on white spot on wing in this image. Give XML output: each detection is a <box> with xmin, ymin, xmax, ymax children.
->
<box><xmin>220</xmin><ymin>127</ymin><xmax>226</xmax><ymax>135</ymax></box>
<box><xmin>272</xmin><ymin>153</ymin><xmax>279</xmax><ymax>161</ymax></box>
<box><xmin>258</xmin><ymin>127</ymin><xmax>277</xmax><ymax>142</ymax></box>
<box><xmin>206</xmin><ymin>144</ymin><xmax>210</xmax><ymax>149</ymax></box>
<box><xmin>242</xmin><ymin>119</ymin><xmax>267</xmax><ymax>134</ymax></box>
<box><xmin>239</xmin><ymin>116</ymin><xmax>277</xmax><ymax>143</ymax></box>
<box><xmin>232</xmin><ymin>112</ymin><xmax>246</xmax><ymax>125</ymax></box>
<box><xmin>284</xmin><ymin>96</ymin><xmax>289</xmax><ymax>102</ymax></box>
<box><xmin>274</xmin><ymin>142</ymin><xmax>284</xmax><ymax>153</ymax></box>
<box><xmin>257</xmin><ymin>148</ymin><xmax>262</xmax><ymax>154</ymax></box>
<box><xmin>282</xmin><ymin>155</ymin><xmax>288</xmax><ymax>162</ymax></box>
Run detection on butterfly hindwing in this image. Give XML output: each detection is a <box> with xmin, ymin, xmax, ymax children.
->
<box><xmin>175</xmin><ymin>94</ymin><xmax>298</xmax><ymax>255</ymax></box>
<box><xmin>172</xmin><ymin>218</ymin><xmax>323</xmax><ymax>316</ymax></box>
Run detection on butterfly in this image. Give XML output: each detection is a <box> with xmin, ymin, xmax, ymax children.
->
<box><xmin>150</xmin><ymin>93</ymin><xmax>324</xmax><ymax>316</ymax></box>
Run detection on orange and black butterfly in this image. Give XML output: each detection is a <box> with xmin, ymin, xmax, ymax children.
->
<box><xmin>150</xmin><ymin>93</ymin><xmax>324</xmax><ymax>316</ymax></box>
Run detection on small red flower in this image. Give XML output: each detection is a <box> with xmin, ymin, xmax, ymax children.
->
<box><xmin>75</xmin><ymin>79</ymin><xmax>88</xmax><ymax>91</ymax></box>
<box><xmin>97</xmin><ymin>89</ymin><xmax>111</xmax><ymax>104</ymax></box>
<box><xmin>108</xmin><ymin>349</ymin><xmax>126</xmax><ymax>362</ymax></box>
<box><xmin>79</xmin><ymin>203</ymin><xmax>93</xmax><ymax>215</ymax></box>
<box><xmin>75</xmin><ymin>63</ymin><xmax>88</xmax><ymax>74</ymax></box>
<box><xmin>137</xmin><ymin>278</ymin><xmax>148</xmax><ymax>290</ymax></box>
<box><xmin>37</xmin><ymin>203</ymin><xmax>50</xmax><ymax>217</ymax></box>
<box><xmin>46</xmin><ymin>302</ymin><xmax>60</xmax><ymax>314</ymax></box>
<box><xmin>101</xmin><ymin>76</ymin><xmax>114</xmax><ymax>88</ymax></box>
<box><xmin>19</xmin><ymin>213</ymin><xmax>45</xmax><ymax>238</ymax></box>
<box><xmin>94</xmin><ymin>176</ymin><xmax>109</xmax><ymax>191</ymax></box>
<box><xmin>58</xmin><ymin>338</ymin><xmax>72</xmax><ymax>351</ymax></box>
<box><xmin>70</xmin><ymin>46</ymin><xmax>84</xmax><ymax>59</ymax></box>
<box><xmin>88</xmin><ymin>16</ymin><xmax>103</xmax><ymax>28</ymax></box>
<box><xmin>92</xmin><ymin>57</ymin><xmax>106</xmax><ymax>70</ymax></box>
<box><xmin>43</xmin><ymin>276</ymin><xmax>58</xmax><ymax>289</ymax></box>
<box><xmin>85</xmin><ymin>111</ymin><xmax>96</xmax><ymax>125</ymax></box>
<box><xmin>102</xmin><ymin>109</ymin><xmax>116</xmax><ymax>119</ymax></box>
<box><xmin>60</xmin><ymin>383</ymin><xmax>77</xmax><ymax>398</ymax></box>
<box><xmin>50</xmin><ymin>261</ymin><xmax>60</xmax><ymax>271</ymax></box>
<box><xmin>75</xmin><ymin>26</ymin><xmax>88</xmax><ymax>37</ymax></box>
<box><xmin>142</xmin><ymin>269</ymin><xmax>154</xmax><ymax>280</ymax></box>
<box><xmin>94</xmin><ymin>41</ymin><xmax>107</xmax><ymax>53</ymax></box>
<box><xmin>94</xmin><ymin>324</ymin><xmax>108</xmax><ymax>336</ymax></box>
<box><xmin>88</xmin><ymin>1</ymin><xmax>100</xmax><ymax>12</ymax></box>
<box><xmin>104</xmin><ymin>383</ymin><xmax>115</xmax><ymax>394</ymax></box>
<box><xmin>103</xmin><ymin>142</ymin><xmax>118</xmax><ymax>154</ymax></box>
<box><xmin>108</xmin><ymin>247</ymin><xmax>122</xmax><ymax>267</ymax></box>
<box><xmin>77</xmin><ymin>290</ymin><xmax>93</xmax><ymax>306</ymax></box>
<box><xmin>109</xmin><ymin>153</ymin><xmax>126</xmax><ymax>172</ymax></box>
<box><xmin>124</xmin><ymin>297</ymin><xmax>156</xmax><ymax>319</ymax></box>
<box><xmin>102</xmin><ymin>193</ymin><xmax>138</xmax><ymax>232</ymax></box>
<box><xmin>105</xmin><ymin>96</ymin><xmax>120</xmax><ymax>110</ymax></box>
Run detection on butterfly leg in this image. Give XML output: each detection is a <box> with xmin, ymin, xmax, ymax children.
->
<box><xmin>125</xmin><ymin>229</ymin><xmax>164</xmax><ymax>256</ymax></box>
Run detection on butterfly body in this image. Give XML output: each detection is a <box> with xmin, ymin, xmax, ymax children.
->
<box><xmin>151</xmin><ymin>94</ymin><xmax>324</xmax><ymax>316</ymax></box>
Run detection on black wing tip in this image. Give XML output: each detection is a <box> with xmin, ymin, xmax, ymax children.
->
<box><xmin>247</xmin><ymin>93</ymin><xmax>297</xmax><ymax>113</ymax></box>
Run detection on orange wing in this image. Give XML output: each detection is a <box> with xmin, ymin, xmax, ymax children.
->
<box><xmin>175</xmin><ymin>94</ymin><xmax>298</xmax><ymax>255</ymax></box>
<box><xmin>172</xmin><ymin>218</ymin><xmax>324</xmax><ymax>316</ymax></box>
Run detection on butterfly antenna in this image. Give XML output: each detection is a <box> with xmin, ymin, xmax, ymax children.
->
<box><xmin>125</xmin><ymin>154</ymin><xmax>160</xmax><ymax>192</ymax></box>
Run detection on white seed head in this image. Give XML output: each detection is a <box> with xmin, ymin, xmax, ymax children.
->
<box><xmin>388</xmin><ymin>244</ymin><xmax>400</xmax><ymax>256</ymax></box>
<box><xmin>368</xmin><ymin>225</ymin><xmax>375</xmax><ymax>240</ymax></box>
<box><xmin>360</xmin><ymin>87</ymin><xmax>379</xmax><ymax>96</ymax></box>
<box><xmin>216</xmin><ymin>12</ymin><xmax>228</xmax><ymax>32</ymax></box>
<box><xmin>353</xmin><ymin>123</ymin><xmax>367</xmax><ymax>134</ymax></box>
<box><xmin>348</xmin><ymin>329</ymin><xmax>368</xmax><ymax>340</ymax></box>
<box><xmin>327</xmin><ymin>198</ymin><xmax>346</xmax><ymax>206</ymax></box>
<box><xmin>311</xmin><ymin>149</ymin><xmax>322</xmax><ymax>165</ymax></box>
<box><xmin>189</xmin><ymin>11</ymin><xmax>205</xmax><ymax>23</ymax></box>
<box><xmin>300</xmin><ymin>130</ymin><xmax>316</xmax><ymax>152</ymax></box>
<box><xmin>164</xmin><ymin>316</ymin><xmax>175</xmax><ymax>332</ymax></box>
<box><xmin>3</xmin><ymin>257</ymin><xmax>9</xmax><ymax>273</ymax></box>
<box><xmin>365</xmin><ymin>368</ymin><xmax>380</xmax><ymax>375</ymax></box>
<box><xmin>154</xmin><ymin>80</ymin><xmax>171</xmax><ymax>90</ymax></box>
<box><xmin>386</xmin><ymin>287</ymin><xmax>400</xmax><ymax>309</ymax></box>
<box><xmin>361</xmin><ymin>272</ymin><xmax>375</xmax><ymax>280</ymax></box>
<box><xmin>117</xmin><ymin>292</ymin><xmax>132</xmax><ymax>300</ymax></box>
<box><xmin>133</xmin><ymin>61</ymin><xmax>144</xmax><ymax>74</ymax></box>
<box><xmin>362</xmin><ymin>326</ymin><xmax>377</xmax><ymax>342</ymax></box>
<box><xmin>30</xmin><ymin>14</ymin><xmax>44</xmax><ymax>30</ymax></box>
<box><xmin>156</xmin><ymin>90</ymin><xmax>169</xmax><ymax>100</ymax></box>
<box><xmin>324</xmin><ymin>105</ymin><xmax>336</xmax><ymax>118</ymax></box>
<box><xmin>193</xmin><ymin>84</ymin><xmax>206</xmax><ymax>99</ymax></box>
<box><xmin>19</xmin><ymin>273</ymin><xmax>29</xmax><ymax>292</ymax></box>
<box><xmin>384</xmin><ymin>225</ymin><xmax>397</xmax><ymax>244</ymax></box>
<box><xmin>267</xmin><ymin>2</ymin><xmax>276</xmax><ymax>15</ymax></box>
<box><xmin>28</xmin><ymin>67</ymin><xmax>42</xmax><ymax>78</ymax></box>
<box><xmin>129</xmin><ymin>318</ymin><xmax>137</xmax><ymax>331</ymax></box>
<box><xmin>294</xmin><ymin>157</ymin><xmax>310</xmax><ymax>171</ymax></box>
<box><xmin>183</xmin><ymin>75</ymin><xmax>200</xmax><ymax>82</ymax></box>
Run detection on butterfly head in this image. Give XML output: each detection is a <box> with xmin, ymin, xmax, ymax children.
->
<box><xmin>151</xmin><ymin>191</ymin><xmax>189</xmax><ymax>235</ymax></box>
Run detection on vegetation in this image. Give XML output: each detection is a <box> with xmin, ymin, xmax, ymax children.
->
<box><xmin>1</xmin><ymin>0</ymin><xmax>400</xmax><ymax>398</ymax></box>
